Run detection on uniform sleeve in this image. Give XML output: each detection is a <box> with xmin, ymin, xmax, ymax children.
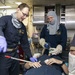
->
<box><xmin>60</xmin><ymin>24</ymin><xmax>67</xmax><ymax>50</ymax></box>
<box><xmin>0</xmin><ymin>16</ymin><xmax>7</xmax><ymax>36</ymax></box>
<box><xmin>20</xmin><ymin>26</ymin><xmax>32</xmax><ymax>58</ymax></box>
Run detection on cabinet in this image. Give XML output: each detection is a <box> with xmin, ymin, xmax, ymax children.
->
<box><xmin>60</xmin><ymin>5</ymin><xmax>75</xmax><ymax>29</ymax></box>
<box><xmin>33</xmin><ymin>6</ymin><xmax>45</xmax><ymax>24</ymax></box>
<box><xmin>65</xmin><ymin>5</ymin><xmax>75</xmax><ymax>29</ymax></box>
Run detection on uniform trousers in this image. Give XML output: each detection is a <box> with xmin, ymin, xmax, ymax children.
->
<box><xmin>0</xmin><ymin>50</ymin><xmax>19</xmax><ymax>75</ymax></box>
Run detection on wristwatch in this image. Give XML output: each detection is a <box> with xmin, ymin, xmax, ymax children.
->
<box><xmin>60</xmin><ymin>60</ymin><xmax>65</xmax><ymax>66</ymax></box>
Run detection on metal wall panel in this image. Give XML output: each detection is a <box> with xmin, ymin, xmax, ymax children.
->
<box><xmin>33</xmin><ymin>6</ymin><xmax>45</xmax><ymax>24</ymax></box>
<box><xmin>65</xmin><ymin>6</ymin><xmax>75</xmax><ymax>29</ymax></box>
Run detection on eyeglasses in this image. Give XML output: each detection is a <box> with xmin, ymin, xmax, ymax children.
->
<box><xmin>21</xmin><ymin>12</ymin><xmax>29</xmax><ymax>17</ymax></box>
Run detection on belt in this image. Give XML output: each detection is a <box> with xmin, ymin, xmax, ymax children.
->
<box><xmin>7</xmin><ymin>46</ymin><xmax>18</xmax><ymax>52</ymax></box>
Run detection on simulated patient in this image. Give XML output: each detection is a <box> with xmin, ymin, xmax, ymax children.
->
<box><xmin>23</xmin><ymin>54</ymin><xmax>68</xmax><ymax>75</ymax></box>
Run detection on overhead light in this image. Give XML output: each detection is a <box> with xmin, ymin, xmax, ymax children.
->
<box><xmin>15</xmin><ymin>2</ymin><xmax>22</xmax><ymax>5</ymax></box>
<box><xmin>0</xmin><ymin>6</ymin><xmax>12</xmax><ymax>8</ymax></box>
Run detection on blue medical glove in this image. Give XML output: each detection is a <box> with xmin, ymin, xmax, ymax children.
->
<box><xmin>0</xmin><ymin>36</ymin><xmax>7</xmax><ymax>53</ymax></box>
<box><xmin>44</xmin><ymin>43</ymin><xmax>50</xmax><ymax>49</ymax></box>
<box><xmin>30</xmin><ymin>57</ymin><xmax>38</xmax><ymax>62</ymax></box>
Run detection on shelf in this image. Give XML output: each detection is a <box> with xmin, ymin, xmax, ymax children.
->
<box><xmin>61</xmin><ymin>16</ymin><xmax>65</xmax><ymax>18</ymax></box>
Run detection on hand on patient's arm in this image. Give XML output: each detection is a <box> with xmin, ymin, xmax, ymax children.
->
<box><xmin>44</xmin><ymin>58</ymin><xmax>63</xmax><ymax>65</ymax></box>
<box><xmin>24</xmin><ymin>61</ymin><xmax>41</xmax><ymax>69</ymax></box>
<box><xmin>44</xmin><ymin>58</ymin><xmax>69</xmax><ymax>74</ymax></box>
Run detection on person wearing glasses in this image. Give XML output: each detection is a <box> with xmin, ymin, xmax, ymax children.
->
<box><xmin>0</xmin><ymin>3</ymin><xmax>37</xmax><ymax>75</ymax></box>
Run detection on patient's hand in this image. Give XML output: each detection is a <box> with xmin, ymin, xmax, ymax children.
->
<box><xmin>44</xmin><ymin>58</ymin><xmax>63</xmax><ymax>65</ymax></box>
<box><xmin>28</xmin><ymin>61</ymin><xmax>42</xmax><ymax>68</ymax></box>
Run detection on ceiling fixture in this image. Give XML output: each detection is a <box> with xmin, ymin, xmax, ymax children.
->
<box><xmin>0</xmin><ymin>6</ymin><xmax>12</xmax><ymax>8</ymax></box>
<box><xmin>15</xmin><ymin>2</ymin><xmax>22</xmax><ymax>5</ymax></box>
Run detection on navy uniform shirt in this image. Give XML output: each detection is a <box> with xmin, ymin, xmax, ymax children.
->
<box><xmin>0</xmin><ymin>15</ymin><xmax>32</xmax><ymax>58</ymax></box>
<box><xmin>40</xmin><ymin>24</ymin><xmax>67</xmax><ymax>55</ymax></box>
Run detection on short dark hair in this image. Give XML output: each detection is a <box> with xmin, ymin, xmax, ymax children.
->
<box><xmin>18</xmin><ymin>3</ymin><xmax>30</xmax><ymax>10</ymax></box>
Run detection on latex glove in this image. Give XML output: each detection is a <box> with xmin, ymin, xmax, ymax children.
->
<box><xmin>0</xmin><ymin>36</ymin><xmax>7</xmax><ymax>53</ymax></box>
<box><xmin>30</xmin><ymin>57</ymin><xmax>38</xmax><ymax>62</ymax></box>
<box><xmin>39</xmin><ymin>38</ymin><xmax>50</xmax><ymax>49</ymax></box>
<box><xmin>49</xmin><ymin>45</ymin><xmax>62</xmax><ymax>55</ymax></box>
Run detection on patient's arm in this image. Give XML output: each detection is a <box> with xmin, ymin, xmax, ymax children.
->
<box><xmin>61</xmin><ymin>64</ymin><xmax>68</xmax><ymax>75</ymax></box>
<box><xmin>44</xmin><ymin>58</ymin><xmax>69</xmax><ymax>74</ymax></box>
<box><xmin>44</xmin><ymin>58</ymin><xmax>64</xmax><ymax>65</ymax></box>
<box><xmin>24</xmin><ymin>61</ymin><xmax>41</xmax><ymax>69</ymax></box>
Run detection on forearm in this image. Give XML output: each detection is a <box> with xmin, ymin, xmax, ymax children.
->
<box><xmin>61</xmin><ymin>64</ymin><xmax>69</xmax><ymax>75</ymax></box>
<box><xmin>45</xmin><ymin>58</ymin><xmax>68</xmax><ymax>74</ymax></box>
<box><xmin>56</xmin><ymin>59</ymin><xmax>69</xmax><ymax>74</ymax></box>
